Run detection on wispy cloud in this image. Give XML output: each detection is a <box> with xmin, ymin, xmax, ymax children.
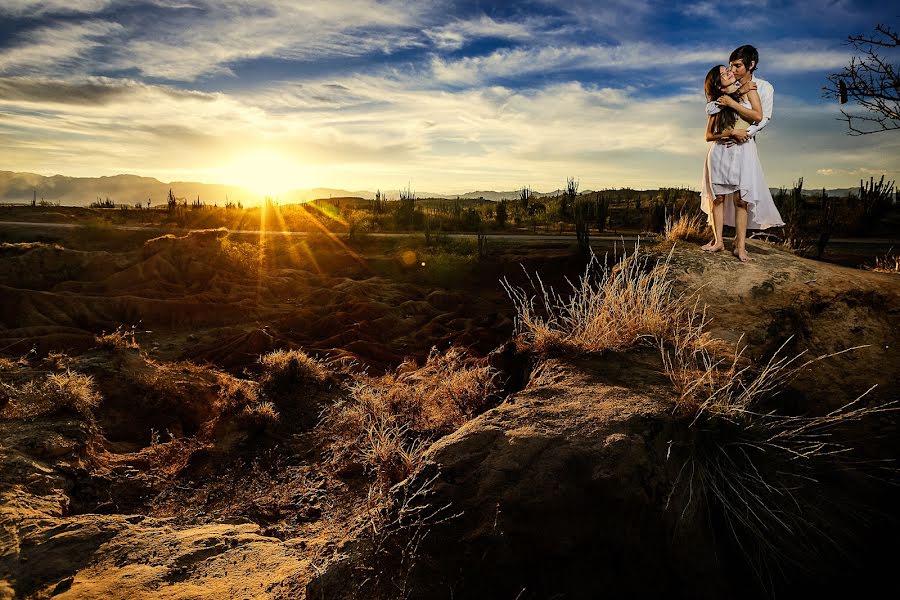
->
<box><xmin>0</xmin><ymin>0</ymin><xmax>112</xmax><ymax>17</ymax></box>
<box><xmin>0</xmin><ymin>76</ymin><xmax>214</xmax><ymax>105</ymax></box>
<box><xmin>425</xmin><ymin>15</ymin><xmax>535</xmax><ymax>51</ymax></box>
<box><xmin>431</xmin><ymin>43</ymin><xmax>723</xmax><ymax>85</ymax></box>
<box><xmin>0</xmin><ymin>20</ymin><xmax>123</xmax><ymax>76</ymax></box>
<box><xmin>0</xmin><ymin>1</ymin><xmax>432</xmax><ymax>81</ymax></box>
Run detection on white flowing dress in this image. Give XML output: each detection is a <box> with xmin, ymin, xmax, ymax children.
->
<box><xmin>700</xmin><ymin>101</ymin><xmax>784</xmax><ymax>230</ymax></box>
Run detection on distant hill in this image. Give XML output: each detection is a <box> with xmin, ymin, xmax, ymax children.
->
<box><xmin>0</xmin><ymin>171</ymin><xmax>865</xmax><ymax>207</ymax></box>
<box><xmin>768</xmin><ymin>186</ymin><xmax>857</xmax><ymax>198</ymax></box>
<box><xmin>0</xmin><ymin>171</ymin><xmax>255</xmax><ymax>207</ymax></box>
<box><xmin>0</xmin><ymin>171</ymin><xmax>570</xmax><ymax>206</ymax></box>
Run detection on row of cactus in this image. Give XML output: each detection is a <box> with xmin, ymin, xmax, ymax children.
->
<box><xmin>858</xmin><ymin>175</ymin><xmax>895</xmax><ymax>222</ymax></box>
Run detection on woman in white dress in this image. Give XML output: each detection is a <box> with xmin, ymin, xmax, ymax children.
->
<box><xmin>700</xmin><ymin>65</ymin><xmax>784</xmax><ymax>262</ymax></box>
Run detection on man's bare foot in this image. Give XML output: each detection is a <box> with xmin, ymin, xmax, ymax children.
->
<box><xmin>733</xmin><ymin>248</ymin><xmax>752</xmax><ymax>262</ymax></box>
<box><xmin>701</xmin><ymin>241</ymin><xmax>724</xmax><ymax>252</ymax></box>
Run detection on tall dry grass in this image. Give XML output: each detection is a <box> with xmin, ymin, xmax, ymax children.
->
<box><xmin>95</xmin><ymin>325</ymin><xmax>139</xmax><ymax>350</ymax></box>
<box><xmin>664</xmin><ymin>212</ymin><xmax>708</xmax><ymax>243</ymax></box>
<box><xmin>502</xmin><ymin>245</ymin><xmax>684</xmax><ymax>354</ymax></box>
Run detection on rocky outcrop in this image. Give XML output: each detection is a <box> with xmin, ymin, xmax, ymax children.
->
<box><xmin>665</xmin><ymin>239</ymin><xmax>899</xmax><ymax>410</ymax></box>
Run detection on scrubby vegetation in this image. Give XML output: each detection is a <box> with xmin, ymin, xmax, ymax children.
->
<box><xmin>324</xmin><ymin>347</ymin><xmax>498</xmax><ymax>492</ymax></box>
<box><xmin>95</xmin><ymin>325</ymin><xmax>140</xmax><ymax>350</ymax></box>
<box><xmin>259</xmin><ymin>349</ymin><xmax>331</xmax><ymax>392</ymax></box>
<box><xmin>867</xmin><ymin>250</ymin><xmax>900</xmax><ymax>273</ymax></box>
<box><xmin>0</xmin><ymin>368</ymin><xmax>101</xmax><ymax>420</ymax></box>
<box><xmin>1</xmin><ymin>195</ymin><xmax>896</xmax><ymax>598</ymax></box>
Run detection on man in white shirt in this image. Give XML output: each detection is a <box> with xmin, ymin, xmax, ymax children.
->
<box><xmin>706</xmin><ymin>45</ymin><xmax>773</xmax><ymax>139</ymax></box>
<box><xmin>731</xmin><ymin>45</ymin><xmax>773</xmax><ymax>138</ymax></box>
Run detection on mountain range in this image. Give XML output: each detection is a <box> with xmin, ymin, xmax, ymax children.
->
<box><xmin>0</xmin><ymin>171</ymin><xmax>859</xmax><ymax>207</ymax></box>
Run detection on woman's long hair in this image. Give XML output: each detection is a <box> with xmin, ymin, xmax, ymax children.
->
<box><xmin>705</xmin><ymin>65</ymin><xmax>738</xmax><ymax>134</ymax></box>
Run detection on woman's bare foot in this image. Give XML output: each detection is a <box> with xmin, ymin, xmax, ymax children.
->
<box><xmin>733</xmin><ymin>248</ymin><xmax>752</xmax><ymax>262</ymax></box>
<box><xmin>701</xmin><ymin>241</ymin><xmax>724</xmax><ymax>252</ymax></box>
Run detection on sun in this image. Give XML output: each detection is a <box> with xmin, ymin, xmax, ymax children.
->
<box><xmin>225</xmin><ymin>150</ymin><xmax>304</xmax><ymax>197</ymax></box>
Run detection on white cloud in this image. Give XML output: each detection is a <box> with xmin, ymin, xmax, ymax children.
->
<box><xmin>0</xmin><ymin>72</ymin><xmax>715</xmax><ymax>191</ymax></box>
<box><xmin>0</xmin><ymin>1</ymin><xmax>433</xmax><ymax>81</ymax></box>
<box><xmin>0</xmin><ymin>0</ymin><xmax>112</xmax><ymax>17</ymax></box>
<box><xmin>425</xmin><ymin>15</ymin><xmax>534</xmax><ymax>51</ymax></box>
<box><xmin>0</xmin><ymin>20</ymin><xmax>123</xmax><ymax>75</ymax></box>
<box><xmin>431</xmin><ymin>43</ymin><xmax>724</xmax><ymax>85</ymax></box>
<box><xmin>761</xmin><ymin>44</ymin><xmax>852</xmax><ymax>73</ymax></box>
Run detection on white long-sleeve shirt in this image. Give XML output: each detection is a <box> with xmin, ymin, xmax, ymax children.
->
<box><xmin>706</xmin><ymin>75</ymin><xmax>774</xmax><ymax>137</ymax></box>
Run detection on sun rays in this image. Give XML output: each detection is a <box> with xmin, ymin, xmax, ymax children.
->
<box><xmin>251</xmin><ymin>196</ymin><xmax>366</xmax><ymax>298</ymax></box>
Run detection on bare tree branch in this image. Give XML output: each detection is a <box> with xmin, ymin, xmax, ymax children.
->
<box><xmin>823</xmin><ymin>23</ymin><xmax>900</xmax><ymax>135</ymax></box>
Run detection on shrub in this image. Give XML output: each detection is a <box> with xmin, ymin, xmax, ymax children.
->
<box><xmin>219</xmin><ymin>236</ymin><xmax>258</xmax><ymax>271</ymax></box>
<box><xmin>95</xmin><ymin>326</ymin><xmax>139</xmax><ymax>350</ymax></box>
<box><xmin>325</xmin><ymin>347</ymin><xmax>497</xmax><ymax>488</ymax></box>
<box><xmin>660</xmin><ymin>310</ymin><xmax>896</xmax><ymax>583</ymax></box>
<box><xmin>258</xmin><ymin>349</ymin><xmax>330</xmax><ymax>396</ymax></box>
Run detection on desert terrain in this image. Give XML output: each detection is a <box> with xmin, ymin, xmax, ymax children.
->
<box><xmin>1</xmin><ymin>204</ymin><xmax>898</xmax><ymax>599</ymax></box>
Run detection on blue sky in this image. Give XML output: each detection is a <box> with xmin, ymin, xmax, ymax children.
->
<box><xmin>0</xmin><ymin>0</ymin><xmax>898</xmax><ymax>195</ymax></box>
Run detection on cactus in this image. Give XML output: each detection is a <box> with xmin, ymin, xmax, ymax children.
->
<box><xmin>518</xmin><ymin>186</ymin><xmax>532</xmax><ymax>213</ymax></box>
<box><xmin>859</xmin><ymin>175</ymin><xmax>895</xmax><ymax>221</ymax></box>
<box><xmin>372</xmin><ymin>189</ymin><xmax>385</xmax><ymax>214</ymax></box>
<box><xmin>595</xmin><ymin>192</ymin><xmax>610</xmax><ymax>233</ymax></box>
<box><xmin>816</xmin><ymin>188</ymin><xmax>838</xmax><ymax>259</ymax></box>
<box><xmin>574</xmin><ymin>198</ymin><xmax>591</xmax><ymax>254</ymax></box>
<box><xmin>780</xmin><ymin>178</ymin><xmax>808</xmax><ymax>251</ymax></box>
<box><xmin>495</xmin><ymin>199</ymin><xmax>508</xmax><ymax>228</ymax></box>
<box><xmin>477</xmin><ymin>227</ymin><xmax>487</xmax><ymax>260</ymax></box>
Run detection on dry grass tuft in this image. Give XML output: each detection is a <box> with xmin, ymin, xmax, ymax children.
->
<box><xmin>239</xmin><ymin>400</ymin><xmax>281</xmax><ymax>426</ymax></box>
<box><xmin>866</xmin><ymin>252</ymin><xmax>900</xmax><ymax>274</ymax></box>
<box><xmin>259</xmin><ymin>349</ymin><xmax>331</xmax><ymax>396</ymax></box>
<box><xmin>1</xmin><ymin>369</ymin><xmax>101</xmax><ymax>420</ymax></box>
<box><xmin>503</xmin><ymin>245</ymin><xmax>684</xmax><ymax>354</ymax></box>
<box><xmin>215</xmin><ymin>373</ymin><xmax>279</xmax><ymax>428</ymax></box>
<box><xmin>0</xmin><ymin>356</ymin><xmax>28</xmax><ymax>371</ymax></box>
<box><xmin>325</xmin><ymin>346</ymin><xmax>497</xmax><ymax>489</ymax></box>
<box><xmin>95</xmin><ymin>325</ymin><xmax>139</xmax><ymax>350</ymax></box>
<box><xmin>664</xmin><ymin>212</ymin><xmax>708</xmax><ymax>243</ymax></box>
<box><xmin>43</xmin><ymin>352</ymin><xmax>78</xmax><ymax>370</ymax></box>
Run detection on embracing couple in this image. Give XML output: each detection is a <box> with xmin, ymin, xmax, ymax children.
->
<box><xmin>700</xmin><ymin>45</ymin><xmax>784</xmax><ymax>262</ymax></box>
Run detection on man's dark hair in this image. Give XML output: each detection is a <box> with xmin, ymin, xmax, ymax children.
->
<box><xmin>729</xmin><ymin>45</ymin><xmax>759</xmax><ymax>72</ymax></box>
